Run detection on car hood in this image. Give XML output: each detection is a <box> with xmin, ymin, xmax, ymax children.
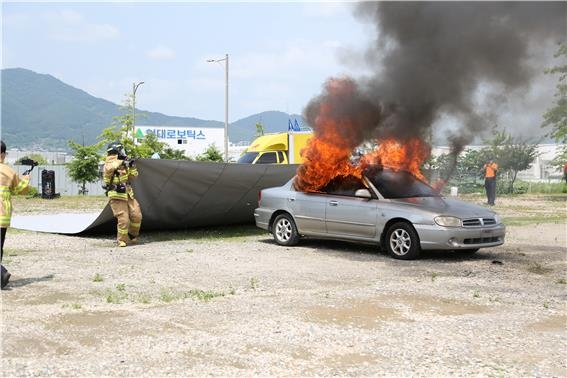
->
<box><xmin>392</xmin><ymin>196</ymin><xmax>495</xmax><ymax>218</ymax></box>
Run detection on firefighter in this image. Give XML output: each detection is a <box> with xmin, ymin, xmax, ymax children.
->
<box><xmin>483</xmin><ymin>158</ymin><xmax>498</xmax><ymax>206</ymax></box>
<box><xmin>103</xmin><ymin>142</ymin><xmax>142</xmax><ymax>247</ymax></box>
<box><xmin>1</xmin><ymin>140</ymin><xmax>30</xmax><ymax>289</ymax></box>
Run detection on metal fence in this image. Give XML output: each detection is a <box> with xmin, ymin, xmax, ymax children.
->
<box><xmin>15</xmin><ymin>165</ymin><xmax>105</xmax><ymax>197</ymax></box>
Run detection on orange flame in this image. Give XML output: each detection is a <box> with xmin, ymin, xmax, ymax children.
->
<box><xmin>295</xmin><ymin>120</ymin><xmax>362</xmax><ymax>192</ymax></box>
<box><xmin>360</xmin><ymin>138</ymin><xmax>430</xmax><ymax>181</ymax></box>
<box><xmin>296</xmin><ymin>135</ymin><xmax>432</xmax><ymax>192</ymax></box>
<box><xmin>295</xmin><ymin>77</ymin><xmax>433</xmax><ymax>192</ymax></box>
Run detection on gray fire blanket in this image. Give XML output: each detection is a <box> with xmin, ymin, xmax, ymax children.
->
<box><xmin>11</xmin><ymin>159</ymin><xmax>299</xmax><ymax>235</ymax></box>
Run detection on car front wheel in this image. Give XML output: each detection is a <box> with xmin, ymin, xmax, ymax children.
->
<box><xmin>385</xmin><ymin>222</ymin><xmax>420</xmax><ymax>260</ymax></box>
<box><xmin>272</xmin><ymin>213</ymin><xmax>300</xmax><ymax>246</ymax></box>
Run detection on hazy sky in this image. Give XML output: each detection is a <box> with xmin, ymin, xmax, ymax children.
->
<box><xmin>2</xmin><ymin>1</ymin><xmax>562</xmax><ymax>142</ymax></box>
<box><xmin>2</xmin><ymin>1</ymin><xmax>372</xmax><ymax>121</ymax></box>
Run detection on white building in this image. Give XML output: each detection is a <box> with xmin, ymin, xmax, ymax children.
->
<box><xmin>135</xmin><ymin>125</ymin><xmax>225</xmax><ymax>159</ymax></box>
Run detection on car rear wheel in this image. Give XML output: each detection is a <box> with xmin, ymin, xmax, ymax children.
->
<box><xmin>385</xmin><ymin>222</ymin><xmax>420</xmax><ymax>260</ymax></box>
<box><xmin>272</xmin><ymin>213</ymin><xmax>300</xmax><ymax>246</ymax></box>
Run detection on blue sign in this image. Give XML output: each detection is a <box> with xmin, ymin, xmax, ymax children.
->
<box><xmin>288</xmin><ymin>119</ymin><xmax>301</xmax><ymax>132</ymax></box>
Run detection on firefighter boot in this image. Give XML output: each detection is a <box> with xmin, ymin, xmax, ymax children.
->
<box><xmin>128</xmin><ymin>233</ymin><xmax>139</xmax><ymax>245</ymax></box>
<box><xmin>1</xmin><ymin>265</ymin><xmax>11</xmax><ymax>289</ymax></box>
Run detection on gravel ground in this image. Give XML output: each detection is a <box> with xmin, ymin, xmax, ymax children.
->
<box><xmin>1</xmin><ymin>194</ymin><xmax>566</xmax><ymax>377</ymax></box>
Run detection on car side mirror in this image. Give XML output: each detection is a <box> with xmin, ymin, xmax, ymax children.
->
<box><xmin>355</xmin><ymin>189</ymin><xmax>372</xmax><ymax>199</ymax></box>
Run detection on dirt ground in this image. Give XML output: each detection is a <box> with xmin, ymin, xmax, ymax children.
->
<box><xmin>1</xmin><ymin>194</ymin><xmax>566</xmax><ymax>377</ymax></box>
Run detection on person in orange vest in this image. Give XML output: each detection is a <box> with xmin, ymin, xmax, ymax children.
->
<box><xmin>1</xmin><ymin>140</ymin><xmax>30</xmax><ymax>289</ymax></box>
<box><xmin>103</xmin><ymin>141</ymin><xmax>142</xmax><ymax>247</ymax></box>
<box><xmin>483</xmin><ymin>158</ymin><xmax>498</xmax><ymax>206</ymax></box>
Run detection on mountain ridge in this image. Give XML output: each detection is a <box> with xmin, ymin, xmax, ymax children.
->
<box><xmin>1</xmin><ymin>68</ymin><xmax>306</xmax><ymax>150</ymax></box>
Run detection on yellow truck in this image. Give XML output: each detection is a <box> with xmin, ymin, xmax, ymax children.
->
<box><xmin>237</xmin><ymin>131</ymin><xmax>313</xmax><ymax>164</ymax></box>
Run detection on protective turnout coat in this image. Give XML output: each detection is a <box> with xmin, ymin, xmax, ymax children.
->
<box><xmin>103</xmin><ymin>155</ymin><xmax>138</xmax><ymax>200</ymax></box>
<box><xmin>103</xmin><ymin>155</ymin><xmax>142</xmax><ymax>244</ymax></box>
<box><xmin>0</xmin><ymin>163</ymin><xmax>30</xmax><ymax>228</ymax></box>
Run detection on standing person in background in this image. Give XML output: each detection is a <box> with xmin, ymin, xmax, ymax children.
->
<box><xmin>103</xmin><ymin>141</ymin><xmax>142</xmax><ymax>247</ymax></box>
<box><xmin>563</xmin><ymin>162</ymin><xmax>567</xmax><ymax>184</ymax></box>
<box><xmin>1</xmin><ymin>140</ymin><xmax>30</xmax><ymax>289</ymax></box>
<box><xmin>483</xmin><ymin>158</ymin><xmax>498</xmax><ymax>206</ymax></box>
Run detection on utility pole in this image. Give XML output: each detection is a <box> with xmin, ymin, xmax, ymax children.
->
<box><xmin>207</xmin><ymin>54</ymin><xmax>229</xmax><ymax>162</ymax></box>
<box><xmin>132</xmin><ymin>81</ymin><xmax>144</xmax><ymax>144</ymax></box>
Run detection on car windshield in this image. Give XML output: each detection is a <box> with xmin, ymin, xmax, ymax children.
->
<box><xmin>237</xmin><ymin>152</ymin><xmax>259</xmax><ymax>164</ymax></box>
<box><xmin>364</xmin><ymin>166</ymin><xmax>440</xmax><ymax>199</ymax></box>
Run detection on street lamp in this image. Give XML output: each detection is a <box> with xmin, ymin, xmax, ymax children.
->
<box><xmin>132</xmin><ymin>81</ymin><xmax>144</xmax><ymax>144</ymax></box>
<box><xmin>207</xmin><ymin>54</ymin><xmax>229</xmax><ymax>162</ymax></box>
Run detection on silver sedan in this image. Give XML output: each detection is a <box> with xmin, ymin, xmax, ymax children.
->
<box><xmin>254</xmin><ymin>167</ymin><xmax>506</xmax><ymax>260</ymax></box>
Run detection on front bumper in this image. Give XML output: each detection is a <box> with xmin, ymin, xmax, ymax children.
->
<box><xmin>416</xmin><ymin>223</ymin><xmax>506</xmax><ymax>250</ymax></box>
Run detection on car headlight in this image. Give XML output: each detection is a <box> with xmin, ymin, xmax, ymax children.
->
<box><xmin>494</xmin><ymin>214</ymin><xmax>502</xmax><ymax>224</ymax></box>
<box><xmin>434</xmin><ymin>216</ymin><xmax>462</xmax><ymax>227</ymax></box>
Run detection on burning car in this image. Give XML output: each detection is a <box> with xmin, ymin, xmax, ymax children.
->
<box><xmin>254</xmin><ymin>166</ymin><xmax>505</xmax><ymax>260</ymax></box>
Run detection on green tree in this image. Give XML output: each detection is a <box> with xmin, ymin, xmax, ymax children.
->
<box><xmin>430</xmin><ymin>153</ymin><xmax>454</xmax><ymax>181</ymax></box>
<box><xmin>195</xmin><ymin>144</ymin><xmax>224</xmax><ymax>162</ymax></box>
<box><xmin>542</xmin><ymin>42</ymin><xmax>567</xmax><ymax>165</ymax></box>
<box><xmin>161</xmin><ymin>147</ymin><xmax>191</xmax><ymax>160</ymax></box>
<box><xmin>459</xmin><ymin>148</ymin><xmax>486</xmax><ymax>179</ymax></box>
<box><xmin>481</xmin><ymin>130</ymin><xmax>539</xmax><ymax>193</ymax></box>
<box><xmin>98</xmin><ymin>93</ymin><xmax>186</xmax><ymax>159</ymax></box>
<box><xmin>98</xmin><ymin>94</ymin><xmax>136</xmax><ymax>157</ymax></box>
<box><xmin>255</xmin><ymin>122</ymin><xmax>265</xmax><ymax>138</ymax></box>
<box><xmin>16</xmin><ymin>153</ymin><xmax>48</xmax><ymax>165</ymax></box>
<box><xmin>67</xmin><ymin>140</ymin><xmax>104</xmax><ymax>195</ymax></box>
<box><xmin>135</xmin><ymin>132</ymin><xmax>167</xmax><ymax>158</ymax></box>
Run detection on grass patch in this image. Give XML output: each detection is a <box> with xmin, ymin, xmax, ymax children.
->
<box><xmin>521</xmin><ymin>183</ymin><xmax>566</xmax><ymax>194</ymax></box>
<box><xmin>250</xmin><ymin>277</ymin><xmax>259</xmax><ymax>290</ymax></box>
<box><xmin>555</xmin><ymin>278</ymin><xmax>567</xmax><ymax>284</ymax></box>
<box><xmin>502</xmin><ymin>215</ymin><xmax>566</xmax><ymax>226</ymax></box>
<box><xmin>159</xmin><ymin>288</ymin><xmax>226</xmax><ymax>303</ymax></box>
<box><xmin>13</xmin><ymin>195</ymin><xmax>108</xmax><ymax>213</ymax></box>
<box><xmin>159</xmin><ymin>288</ymin><xmax>182</xmax><ymax>303</ymax></box>
<box><xmin>527</xmin><ymin>262</ymin><xmax>553</xmax><ymax>275</ymax></box>
<box><xmin>105</xmin><ymin>284</ymin><xmax>129</xmax><ymax>304</ymax></box>
<box><xmin>187</xmin><ymin>288</ymin><xmax>225</xmax><ymax>302</ymax></box>
<box><xmin>137</xmin><ymin>293</ymin><xmax>151</xmax><ymax>304</ymax></box>
<box><xmin>92</xmin><ymin>273</ymin><xmax>104</xmax><ymax>282</ymax></box>
<box><xmin>5</xmin><ymin>247</ymin><xmax>37</xmax><ymax>256</ymax></box>
<box><xmin>147</xmin><ymin>225</ymin><xmax>264</xmax><ymax>243</ymax></box>
<box><xmin>63</xmin><ymin>303</ymin><xmax>82</xmax><ymax>310</ymax></box>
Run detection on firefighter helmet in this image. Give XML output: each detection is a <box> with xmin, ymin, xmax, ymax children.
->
<box><xmin>106</xmin><ymin>142</ymin><xmax>126</xmax><ymax>158</ymax></box>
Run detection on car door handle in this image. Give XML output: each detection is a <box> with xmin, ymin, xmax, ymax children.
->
<box><xmin>329</xmin><ymin>200</ymin><xmax>338</xmax><ymax>206</ymax></box>
<box><xmin>288</xmin><ymin>198</ymin><xmax>295</xmax><ymax>202</ymax></box>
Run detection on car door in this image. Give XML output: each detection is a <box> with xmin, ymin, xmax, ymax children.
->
<box><xmin>288</xmin><ymin>190</ymin><xmax>327</xmax><ymax>235</ymax></box>
<box><xmin>323</xmin><ymin>176</ymin><xmax>378</xmax><ymax>239</ymax></box>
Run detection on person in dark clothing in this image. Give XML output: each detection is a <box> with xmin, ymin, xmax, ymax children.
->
<box><xmin>483</xmin><ymin>159</ymin><xmax>498</xmax><ymax>206</ymax></box>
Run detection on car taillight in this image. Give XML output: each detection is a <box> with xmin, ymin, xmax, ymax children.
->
<box><xmin>258</xmin><ymin>190</ymin><xmax>262</xmax><ymax>205</ymax></box>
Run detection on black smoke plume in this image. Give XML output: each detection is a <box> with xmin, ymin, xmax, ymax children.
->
<box><xmin>304</xmin><ymin>2</ymin><xmax>566</xmax><ymax>179</ymax></box>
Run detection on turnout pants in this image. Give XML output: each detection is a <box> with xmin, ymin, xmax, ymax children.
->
<box><xmin>110</xmin><ymin>198</ymin><xmax>142</xmax><ymax>243</ymax></box>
